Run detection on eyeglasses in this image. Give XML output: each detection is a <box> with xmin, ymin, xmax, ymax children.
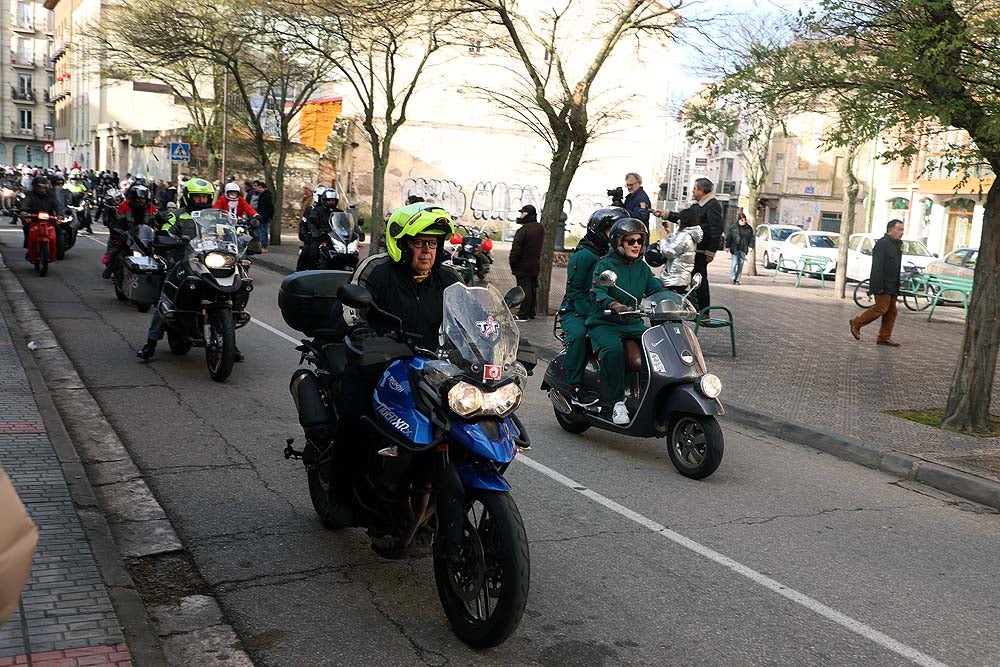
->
<box><xmin>409</xmin><ymin>239</ymin><xmax>439</xmax><ymax>249</ymax></box>
<box><xmin>622</xmin><ymin>237</ymin><xmax>643</xmax><ymax>246</ymax></box>
<box><xmin>625</xmin><ymin>181</ymin><xmax>638</xmax><ymax>188</ymax></box>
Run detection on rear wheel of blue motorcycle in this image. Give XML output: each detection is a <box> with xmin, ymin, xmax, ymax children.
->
<box><xmin>205</xmin><ymin>310</ymin><xmax>235</xmax><ymax>382</ymax></box>
<box><xmin>666</xmin><ymin>414</ymin><xmax>724</xmax><ymax>480</ymax></box>
<box><xmin>433</xmin><ymin>490</ymin><xmax>529</xmax><ymax>649</ymax></box>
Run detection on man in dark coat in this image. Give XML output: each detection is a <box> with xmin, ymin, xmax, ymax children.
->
<box><xmin>725</xmin><ymin>211</ymin><xmax>755</xmax><ymax>284</ymax></box>
<box><xmin>850</xmin><ymin>219</ymin><xmax>904</xmax><ymax>346</ymax></box>
<box><xmin>509</xmin><ymin>204</ymin><xmax>544</xmax><ymax>320</ymax></box>
<box><xmin>623</xmin><ymin>172</ymin><xmax>651</xmax><ymax>224</ymax></box>
<box><xmin>253</xmin><ymin>180</ymin><xmax>275</xmax><ymax>252</ymax></box>
<box><xmin>658</xmin><ymin>177</ymin><xmax>723</xmax><ymax>312</ymax></box>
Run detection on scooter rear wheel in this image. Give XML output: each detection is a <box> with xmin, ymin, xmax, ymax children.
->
<box><xmin>666</xmin><ymin>414</ymin><xmax>724</xmax><ymax>480</ymax></box>
<box><xmin>554</xmin><ymin>406</ymin><xmax>590</xmax><ymax>434</ymax></box>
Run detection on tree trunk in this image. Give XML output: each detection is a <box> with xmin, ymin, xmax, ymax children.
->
<box><xmin>271</xmin><ymin>144</ymin><xmax>288</xmax><ymax>246</ymax></box>
<box><xmin>941</xmin><ymin>178</ymin><xmax>1000</xmax><ymax>433</ymax></box>
<box><xmin>745</xmin><ymin>188</ymin><xmax>761</xmax><ymax>277</ymax></box>
<box><xmin>835</xmin><ymin>145</ymin><xmax>861</xmax><ymax>299</ymax></box>
<box><xmin>368</xmin><ymin>150</ymin><xmax>388</xmax><ymax>258</ymax></box>
<box><xmin>537</xmin><ymin>143</ymin><xmax>584</xmax><ymax>315</ymax></box>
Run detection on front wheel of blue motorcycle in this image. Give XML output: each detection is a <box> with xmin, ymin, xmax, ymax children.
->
<box><xmin>433</xmin><ymin>490</ymin><xmax>530</xmax><ymax>649</ymax></box>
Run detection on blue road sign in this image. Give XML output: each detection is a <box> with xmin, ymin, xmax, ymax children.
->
<box><xmin>169</xmin><ymin>142</ymin><xmax>191</xmax><ymax>163</ymax></box>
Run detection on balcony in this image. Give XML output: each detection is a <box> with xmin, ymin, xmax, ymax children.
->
<box><xmin>47</xmin><ymin>85</ymin><xmax>68</xmax><ymax>104</ymax></box>
<box><xmin>11</xmin><ymin>53</ymin><xmax>36</xmax><ymax>68</ymax></box>
<box><xmin>12</xmin><ymin>18</ymin><xmax>34</xmax><ymax>33</ymax></box>
<box><xmin>6</xmin><ymin>122</ymin><xmax>53</xmax><ymax>140</ymax></box>
<box><xmin>50</xmin><ymin>40</ymin><xmax>65</xmax><ymax>62</ymax></box>
<box><xmin>11</xmin><ymin>87</ymin><xmax>35</xmax><ymax>102</ymax></box>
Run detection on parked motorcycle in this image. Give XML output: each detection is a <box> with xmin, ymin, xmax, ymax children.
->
<box><xmin>317</xmin><ymin>212</ymin><xmax>364</xmax><ymax>271</ymax></box>
<box><xmin>21</xmin><ymin>211</ymin><xmax>57</xmax><ymax>277</ymax></box>
<box><xmin>1</xmin><ymin>184</ymin><xmax>20</xmax><ymax>222</ymax></box>
<box><xmin>541</xmin><ymin>273</ymin><xmax>726</xmax><ymax>479</ymax></box>
<box><xmin>449</xmin><ymin>224</ymin><xmax>495</xmax><ymax>282</ymax></box>
<box><xmin>152</xmin><ymin>209</ymin><xmax>254</xmax><ymax>382</ymax></box>
<box><xmin>442</xmin><ymin>251</ymin><xmax>475</xmax><ymax>286</ymax></box>
<box><xmin>279</xmin><ymin>275</ymin><xmax>534</xmax><ymax>648</ymax></box>
<box><xmin>109</xmin><ymin>223</ymin><xmax>159</xmax><ymax>313</ymax></box>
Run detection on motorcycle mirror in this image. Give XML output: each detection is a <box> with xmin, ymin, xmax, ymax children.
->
<box><xmin>689</xmin><ymin>273</ymin><xmax>703</xmax><ymax>290</ymax></box>
<box><xmin>338</xmin><ymin>283</ymin><xmax>373</xmax><ymax>309</ymax></box>
<box><xmin>358</xmin><ymin>231</ymin><xmax>366</xmax><ymax>242</ymax></box>
<box><xmin>504</xmin><ymin>286</ymin><xmax>525</xmax><ymax>309</ymax></box>
<box><xmin>598</xmin><ymin>270</ymin><xmax>618</xmax><ymax>287</ymax></box>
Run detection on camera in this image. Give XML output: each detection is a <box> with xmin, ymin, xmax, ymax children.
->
<box><xmin>607</xmin><ymin>186</ymin><xmax>624</xmax><ymax>207</ymax></box>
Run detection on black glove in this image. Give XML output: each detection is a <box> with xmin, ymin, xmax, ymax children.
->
<box><xmin>645</xmin><ymin>245</ymin><xmax>665</xmax><ymax>267</ymax></box>
<box><xmin>666</xmin><ymin>211</ymin><xmax>680</xmax><ymax>223</ymax></box>
<box><xmin>610</xmin><ymin>302</ymin><xmax>630</xmax><ymax>315</ymax></box>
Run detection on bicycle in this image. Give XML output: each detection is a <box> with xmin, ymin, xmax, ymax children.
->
<box><xmin>853</xmin><ymin>263</ymin><xmax>937</xmax><ymax>311</ymax></box>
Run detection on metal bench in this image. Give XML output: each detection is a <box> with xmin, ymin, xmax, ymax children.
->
<box><xmin>922</xmin><ymin>274</ymin><xmax>974</xmax><ymax>321</ymax></box>
<box><xmin>692</xmin><ymin>302</ymin><xmax>736</xmax><ymax>357</ymax></box>
<box><xmin>770</xmin><ymin>254</ymin><xmax>834</xmax><ymax>288</ymax></box>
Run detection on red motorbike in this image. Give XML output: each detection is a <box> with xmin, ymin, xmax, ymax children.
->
<box><xmin>22</xmin><ymin>211</ymin><xmax>58</xmax><ymax>277</ymax></box>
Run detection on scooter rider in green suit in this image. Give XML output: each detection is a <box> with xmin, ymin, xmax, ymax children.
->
<box><xmin>586</xmin><ymin>218</ymin><xmax>669</xmax><ymax>425</ymax></box>
<box><xmin>557</xmin><ymin>207</ymin><xmax>628</xmax><ymax>404</ymax></box>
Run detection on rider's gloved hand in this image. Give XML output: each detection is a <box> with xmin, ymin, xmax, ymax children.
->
<box><xmin>609</xmin><ymin>302</ymin><xmax>630</xmax><ymax>315</ymax></box>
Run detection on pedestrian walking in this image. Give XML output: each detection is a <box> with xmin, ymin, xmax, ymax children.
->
<box><xmin>850</xmin><ymin>219</ymin><xmax>904</xmax><ymax>346</ymax></box>
<box><xmin>253</xmin><ymin>180</ymin><xmax>274</xmax><ymax>252</ymax></box>
<box><xmin>509</xmin><ymin>204</ymin><xmax>544</xmax><ymax>321</ymax></box>
<box><xmin>725</xmin><ymin>211</ymin><xmax>754</xmax><ymax>284</ymax></box>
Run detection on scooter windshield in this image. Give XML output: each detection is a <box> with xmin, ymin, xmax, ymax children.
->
<box><xmin>329</xmin><ymin>212</ymin><xmax>355</xmax><ymax>240</ymax></box>
<box><xmin>188</xmin><ymin>209</ymin><xmax>239</xmax><ymax>254</ymax></box>
<box><xmin>643</xmin><ymin>291</ymin><xmax>699</xmax><ymax>319</ymax></box>
<box><xmin>440</xmin><ymin>283</ymin><xmax>519</xmax><ymax>383</ymax></box>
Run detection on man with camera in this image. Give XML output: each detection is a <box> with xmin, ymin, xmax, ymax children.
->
<box><xmin>612</xmin><ymin>172</ymin><xmax>650</xmax><ymax>224</ymax></box>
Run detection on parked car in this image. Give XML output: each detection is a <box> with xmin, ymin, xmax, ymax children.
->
<box><xmin>754</xmin><ymin>224</ymin><xmax>801</xmax><ymax>269</ymax></box>
<box><xmin>924</xmin><ymin>248</ymin><xmax>977</xmax><ymax>280</ymax></box>
<box><xmin>775</xmin><ymin>231</ymin><xmax>840</xmax><ymax>275</ymax></box>
<box><xmin>845</xmin><ymin>233</ymin><xmax>936</xmax><ymax>282</ymax></box>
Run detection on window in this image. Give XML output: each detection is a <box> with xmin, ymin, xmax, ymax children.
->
<box><xmin>848</xmin><ymin>235</ymin><xmax>861</xmax><ymax>252</ymax></box>
<box><xmin>771</xmin><ymin>228</ymin><xmax>795</xmax><ymax>242</ymax></box>
<box><xmin>17</xmin><ymin>38</ymin><xmax>33</xmax><ymax>64</ymax></box>
<box><xmin>756</xmin><ymin>227</ymin><xmax>768</xmax><ymax>240</ymax></box>
<box><xmin>46</xmin><ymin>111</ymin><xmax>54</xmax><ymax>128</ymax></box>
<box><xmin>808</xmin><ymin>235</ymin><xmax>838</xmax><ymax>248</ymax></box>
<box><xmin>18</xmin><ymin>74</ymin><xmax>32</xmax><ymax>96</ymax></box>
<box><xmin>17</xmin><ymin>0</ymin><xmax>32</xmax><ymax>28</ymax></box>
<box><xmin>965</xmin><ymin>251</ymin><xmax>977</xmax><ymax>270</ymax></box>
<box><xmin>861</xmin><ymin>238</ymin><xmax>873</xmax><ymax>255</ymax></box>
<box><xmin>18</xmin><ymin>109</ymin><xmax>32</xmax><ymax>131</ymax></box>
<box><xmin>469</xmin><ymin>40</ymin><xmax>482</xmax><ymax>53</ymax></box>
<box><xmin>945</xmin><ymin>250</ymin><xmax>967</xmax><ymax>266</ymax></box>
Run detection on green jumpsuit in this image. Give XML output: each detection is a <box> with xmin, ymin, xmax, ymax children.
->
<box><xmin>586</xmin><ymin>253</ymin><xmax>666</xmax><ymax>402</ymax></box>
<box><xmin>558</xmin><ymin>244</ymin><xmax>602</xmax><ymax>386</ymax></box>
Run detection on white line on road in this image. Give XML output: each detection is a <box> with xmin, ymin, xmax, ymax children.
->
<box><xmin>250</xmin><ymin>318</ymin><xmax>300</xmax><ymax>345</ymax></box>
<box><xmin>516</xmin><ymin>454</ymin><xmax>949</xmax><ymax>667</ymax></box>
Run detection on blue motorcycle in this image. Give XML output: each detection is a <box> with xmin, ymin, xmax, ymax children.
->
<box><xmin>280</xmin><ymin>272</ymin><xmax>534</xmax><ymax>648</ymax></box>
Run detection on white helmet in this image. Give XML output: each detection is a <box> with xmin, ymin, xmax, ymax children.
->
<box><xmin>224</xmin><ymin>182</ymin><xmax>240</xmax><ymax>200</ymax></box>
<box><xmin>312</xmin><ymin>187</ymin><xmax>328</xmax><ymax>205</ymax></box>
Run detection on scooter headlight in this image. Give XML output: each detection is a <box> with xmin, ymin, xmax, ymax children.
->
<box><xmin>698</xmin><ymin>373</ymin><xmax>723</xmax><ymax>398</ymax></box>
<box><xmin>447</xmin><ymin>382</ymin><xmax>484</xmax><ymax>417</ymax></box>
<box><xmin>204</xmin><ymin>252</ymin><xmax>234</xmax><ymax>269</ymax></box>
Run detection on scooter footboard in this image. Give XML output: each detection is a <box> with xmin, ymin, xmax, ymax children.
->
<box><xmin>453</xmin><ymin>458</ymin><xmax>511</xmax><ymax>492</ymax></box>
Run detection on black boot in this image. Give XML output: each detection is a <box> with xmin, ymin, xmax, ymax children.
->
<box><xmin>234</xmin><ymin>347</ymin><xmax>245</xmax><ymax>363</ymax></box>
<box><xmin>102</xmin><ymin>265</ymin><xmax>112</xmax><ymax>279</ymax></box>
<box><xmin>136</xmin><ymin>340</ymin><xmax>157</xmax><ymax>361</ymax></box>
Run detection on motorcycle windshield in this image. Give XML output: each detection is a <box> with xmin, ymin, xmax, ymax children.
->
<box><xmin>189</xmin><ymin>209</ymin><xmax>239</xmax><ymax>254</ymax></box>
<box><xmin>440</xmin><ymin>283</ymin><xmax>519</xmax><ymax>382</ymax></box>
<box><xmin>329</xmin><ymin>212</ymin><xmax>354</xmax><ymax>239</ymax></box>
<box><xmin>643</xmin><ymin>292</ymin><xmax>698</xmax><ymax>318</ymax></box>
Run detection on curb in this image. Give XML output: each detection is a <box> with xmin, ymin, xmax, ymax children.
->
<box><xmin>529</xmin><ymin>335</ymin><xmax>1000</xmax><ymax>512</ymax></box>
<box><xmin>0</xmin><ymin>251</ymin><xmax>257</xmax><ymax>666</ymax></box>
<box><xmin>250</xmin><ymin>255</ymin><xmax>294</xmax><ymax>277</ymax></box>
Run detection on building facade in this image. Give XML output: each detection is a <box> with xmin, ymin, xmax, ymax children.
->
<box><xmin>2</xmin><ymin>0</ymin><xmax>55</xmax><ymax>166</ymax></box>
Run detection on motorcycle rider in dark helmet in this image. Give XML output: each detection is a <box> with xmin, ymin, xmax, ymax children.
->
<box><xmin>103</xmin><ymin>185</ymin><xmax>157</xmax><ymax>279</ymax></box>
<box><xmin>558</xmin><ymin>207</ymin><xmax>629</xmax><ymax>404</ymax></box>
<box><xmin>136</xmin><ymin>178</ymin><xmax>231</xmax><ymax>362</ymax></box>
<box><xmin>297</xmin><ymin>188</ymin><xmax>345</xmax><ymax>271</ymax></box>
<box><xmin>20</xmin><ymin>175</ymin><xmax>64</xmax><ymax>251</ymax></box>
<box><xmin>586</xmin><ymin>218</ymin><xmax>670</xmax><ymax>425</ymax></box>
<box><xmin>335</xmin><ymin>203</ymin><xmax>462</xmax><ymax>449</ymax></box>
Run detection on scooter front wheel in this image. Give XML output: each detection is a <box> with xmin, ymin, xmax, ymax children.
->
<box><xmin>37</xmin><ymin>244</ymin><xmax>49</xmax><ymax>277</ymax></box>
<box><xmin>554</xmin><ymin>406</ymin><xmax>590</xmax><ymax>434</ymax></box>
<box><xmin>666</xmin><ymin>414</ymin><xmax>723</xmax><ymax>480</ymax></box>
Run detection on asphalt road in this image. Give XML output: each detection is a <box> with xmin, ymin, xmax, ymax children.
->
<box><xmin>3</xmin><ymin>225</ymin><xmax>1000</xmax><ymax>667</ymax></box>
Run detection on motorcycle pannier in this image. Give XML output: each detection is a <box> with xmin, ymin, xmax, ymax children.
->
<box><xmin>123</xmin><ymin>256</ymin><xmax>165</xmax><ymax>305</ymax></box>
<box><xmin>278</xmin><ymin>270</ymin><xmax>353</xmax><ymax>337</ymax></box>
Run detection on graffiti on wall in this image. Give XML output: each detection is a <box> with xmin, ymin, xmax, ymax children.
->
<box><xmin>402</xmin><ymin>178</ymin><xmax>468</xmax><ymax>218</ymax></box>
<box><xmin>470</xmin><ymin>182</ymin><xmax>543</xmax><ymax>223</ymax></box>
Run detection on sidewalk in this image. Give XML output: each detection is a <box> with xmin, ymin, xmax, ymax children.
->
<box><xmin>0</xmin><ymin>270</ymin><xmax>132</xmax><ymax>663</ymax></box>
<box><xmin>255</xmin><ymin>243</ymin><xmax>1000</xmax><ymax>508</ymax></box>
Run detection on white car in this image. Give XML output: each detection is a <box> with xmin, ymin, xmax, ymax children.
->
<box><xmin>754</xmin><ymin>224</ymin><xmax>801</xmax><ymax>269</ymax></box>
<box><xmin>845</xmin><ymin>233</ymin><xmax>936</xmax><ymax>282</ymax></box>
<box><xmin>775</xmin><ymin>231</ymin><xmax>840</xmax><ymax>275</ymax></box>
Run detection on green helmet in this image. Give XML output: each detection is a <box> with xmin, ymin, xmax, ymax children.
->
<box><xmin>384</xmin><ymin>203</ymin><xmax>455</xmax><ymax>263</ymax></box>
<box><xmin>181</xmin><ymin>177</ymin><xmax>215</xmax><ymax>211</ymax></box>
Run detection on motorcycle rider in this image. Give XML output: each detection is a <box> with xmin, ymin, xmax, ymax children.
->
<box><xmin>645</xmin><ymin>207</ymin><xmax>704</xmax><ymax>293</ymax></box>
<box><xmin>296</xmin><ymin>188</ymin><xmax>344</xmax><ymax>271</ymax></box>
<box><xmin>137</xmin><ymin>178</ymin><xmax>249</xmax><ymax>362</ymax></box>
<box><xmin>558</xmin><ymin>207</ymin><xmax>628</xmax><ymax>405</ymax></box>
<box><xmin>586</xmin><ymin>218</ymin><xmax>668</xmax><ymax>425</ymax></box>
<box><xmin>19</xmin><ymin>175</ymin><xmax>64</xmax><ymax>252</ymax></box>
<box><xmin>104</xmin><ymin>185</ymin><xmax>157</xmax><ymax>279</ymax></box>
<box><xmin>213</xmin><ymin>182</ymin><xmax>258</xmax><ymax>220</ymax></box>
<box><xmin>65</xmin><ymin>169</ymin><xmax>91</xmax><ymax>233</ymax></box>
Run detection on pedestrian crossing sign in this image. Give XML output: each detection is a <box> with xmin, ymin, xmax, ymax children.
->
<box><xmin>169</xmin><ymin>142</ymin><xmax>191</xmax><ymax>163</ymax></box>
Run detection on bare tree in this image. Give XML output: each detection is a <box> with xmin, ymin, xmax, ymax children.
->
<box><xmin>464</xmin><ymin>0</ymin><xmax>679</xmax><ymax>310</ymax></box>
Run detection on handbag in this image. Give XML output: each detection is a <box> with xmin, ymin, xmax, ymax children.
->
<box><xmin>0</xmin><ymin>466</ymin><xmax>38</xmax><ymax>625</ymax></box>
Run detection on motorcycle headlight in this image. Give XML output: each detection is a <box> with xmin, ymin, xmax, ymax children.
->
<box><xmin>698</xmin><ymin>373</ymin><xmax>723</xmax><ymax>398</ymax></box>
<box><xmin>485</xmin><ymin>382</ymin><xmax>522</xmax><ymax>416</ymax></box>
<box><xmin>204</xmin><ymin>252</ymin><xmax>234</xmax><ymax>269</ymax></box>
<box><xmin>447</xmin><ymin>382</ymin><xmax>484</xmax><ymax>417</ymax></box>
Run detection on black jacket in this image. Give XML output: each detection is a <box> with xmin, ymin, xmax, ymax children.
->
<box><xmin>255</xmin><ymin>189</ymin><xmax>275</xmax><ymax>221</ymax></box>
<box><xmin>869</xmin><ymin>235</ymin><xmax>903</xmax><ymax>296</ymax></box>
<box><xmin>510</xmin><ymin>220</ymin><xmax>544</xmax><ymax>277</ymax></box>
<box><xmin>691</xmin><ymin>194</ymin><xmax>723</xmax><ymax>252</ymax></box>
<box><xmin>20</xmin><ymin>191</ymin><xmax>62</xmax><ymax>216</ymax></box>
<box><xmin>726</xmin><ymin>223</ymin><xmax>755</xmax><ymax>254</ymax></box>
<box><xmin>623</xmin><ymin>187</ymin><xmax>651</xmax><ymax>224</ymax></box>
<box><xmin>359</xmin><ymin>256</ymin><xmax>462</xmax><ymax>346</ymax></box>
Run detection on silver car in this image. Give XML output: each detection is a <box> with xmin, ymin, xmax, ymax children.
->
<box><xmin>925</xmin><ymin>248</ymin><xmax>977</xmax><ymax>280</ymax></box>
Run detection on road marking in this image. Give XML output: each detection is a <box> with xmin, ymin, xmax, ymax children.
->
<box><xmin>187</xmin><ymin>305</ymin><xmax>949</xmax><ymax>667</ymax></box>
<box><xmin>515</xmin><ymin>454</ymin><xmax>948</xmax><ymax>667</ymax></box>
